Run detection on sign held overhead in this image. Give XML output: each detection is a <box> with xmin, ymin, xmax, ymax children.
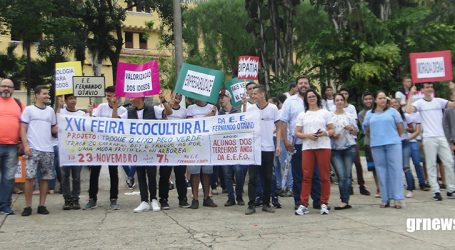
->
<box><xmin>73</xmin><ymin>76</ymin><xmax>105</xmax><ymax>97</ymax></box>
<box><xmin>410</xmin><ymin>50</ymin><xmax>452</xmax><ymax>83</ymax></box>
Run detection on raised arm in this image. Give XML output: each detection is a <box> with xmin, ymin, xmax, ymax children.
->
<box><xmin>405</xmin><ymin>86</ymin><xmax>417</xmax><ymax>113</ymax></box>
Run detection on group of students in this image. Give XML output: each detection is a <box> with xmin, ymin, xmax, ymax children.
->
<box><xmin>1</xmin><ymin>74</ymin><xmax>455</xmax><ymax>217</ymax></box>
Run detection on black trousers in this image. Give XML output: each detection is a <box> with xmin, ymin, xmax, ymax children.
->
<box><xmin>137</xmin><ymin>166</ymin><xmax>157</xmax><ymax>202</ymax></box>
<box><xmin>248</xmin><ymin>151</ymin><xmax>274</xmax><ymax>206</ymax></box>
<box><xmin>89</xmin><ymin>165</ymin><xmax>118</xmax><ymax>201</ymax></box>
<box><xmin>159</xmin><ymin>166</ymin><xmax>187</xmax><ymax>202</ymax></box>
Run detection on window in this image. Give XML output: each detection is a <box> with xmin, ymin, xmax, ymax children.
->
<box><xmin>125</xmin><ymin>32</ymin><xmax>133</xmax><ymax>48</ymax></box>
<box><xmin>139</xmin><ymin>33</ymin><xmax>147</xmax><ymax>49</ymax></box>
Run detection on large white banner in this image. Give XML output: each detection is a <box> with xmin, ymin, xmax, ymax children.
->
<box><xmin>58</xmin><ymin>112</ymin><xmax>261</xmax><ymax>166</ymax></box>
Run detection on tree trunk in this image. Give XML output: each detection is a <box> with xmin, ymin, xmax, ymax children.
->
<box><xmin>258</xmin><ymin>1</ymin><xmax>270</xmax><ymax>91</ymax></box>
<box><xmin>24</xmin><ymin>40</ymin><xmax>32</xmax><ymax>105</ymax></box>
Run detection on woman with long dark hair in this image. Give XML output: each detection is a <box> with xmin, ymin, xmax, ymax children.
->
<box><xmin>294</xmin><ymin>89</ymin><xmax>334</xmax><ymax>215</ymax></box>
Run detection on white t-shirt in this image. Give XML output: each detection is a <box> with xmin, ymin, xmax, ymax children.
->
<box><xmin>21</xmin><ymin>105</ymin><xmax>57</xmax><ymax>152</ymax></box>
<box><xmin>92</xmin><ymin>103</ymin><xmax>127</xmax><ymax>118</ymax></box>
<box><xmin>327</xmin><ymin>104</ymin><xmax>357</xmax><ymax>119</ymax></box>
<box><xmin>413</xmin><ymin>98</ymin><xmax>448</xmax><ymax>138</ymax></box>
<box><xmin>323</xmin><ymin>99</ymin><xmax>335</xmax><ymax>111</ymax></box>
<box><xmin>119</xmin><ymin>106</ymin><xmax>163</xmax><ymax>120</ymax></box>
<box><xmin>53</xmin><ymin>108</ymin><xmax>87</xmax><ymax>146</ymax></box>
<box><xmin>395</xmin><ymin>90</ymin><xmax>427</xmax><ymax>105</ymax></box>
<box><xmin>187</xmin><ymin>103</ymin><xmax>217</xmax><ymax>118</ymax></box>
<box><xmin>245</xmin><ymin>101</ymin><xmax>256</xmax><ymax>112</ymax></box>
<box><xmin>330</xmin><ymin>112</ymin><xmax>357</xmax><ymax>150</ymax></box>
<box><xmin>250</xmin><ymin>103</ymin><xmax>279</xmax><ymax>152</ymax></box>
<box><xmin>405</xmin><ymin>112</ymin><xmax>422</xmax><ymax>141</ymax></box>
<box><xmin>296</xmin><ymin>109</ymin><xmax>333</xmax><ymax>150</ymax></box>
<box><xmin>167</xmin><ymin>106</ymin><xmax>187</xmax><ymax>120</ymax></box>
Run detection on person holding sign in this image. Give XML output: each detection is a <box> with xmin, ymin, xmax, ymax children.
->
<box><xmin>217</xmin><ymin>89</ymin><xmax>247</xmax><ymax>207</ymax></box>
<box><xmin>186</xmin><ymin>99</ymin><xmax>218</xmax><ymax>209</ymax></box>
<box><xmin>159</xmin><ymin>92</ymin><xmax>191</xmax><ymax>209</ymax></box>
<box><xmin>242</xmin><ymin>82</ymin><xmax>256</xmax><ymax>112</ymax></box>
<box><xmin>85</xmin><ymin>86</ymin><xmax>127</xmax><ymax>210</ymax></box>
<box><xmin>0</xmin><ymin>79</ymin><xmax>25</xmax><ymax>215</ymax></box>
<box><xmin>55</xmin><ymin>94</ymin><xmax>87</xmax><ymax>210</ymax></box>
<box><xmin>120</xmin><ymin>92</ymin><xmax>172</xmax><ymax>213</ymax></box>
<box><xmin>20</xmin><ymin>85</ymin><xmax>58</xmax><ymax>216</ymax></box>
<box><xmin>406</xmin><ymin>83</ymin><xmax>455</xmax><ymax>201</ymax></box>
<box><xmin>245</xmin><ymin>86</ymin><xmax>280</xmax><ymax>215</ymax></box>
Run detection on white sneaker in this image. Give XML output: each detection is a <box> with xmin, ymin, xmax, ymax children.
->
<box><xmin>295</xmin><ymin>205</ymin><xmax>309</xmax><ymax>216</ymax></box>
<box><xmin>320</xmin><ymin>204</ymin><xmax>330</xmax><ymax>215</ymax></box>
<box><xmin>406</xmin><ymin>191</ymin><xmax>413</xmax><ymax>198</ymax></box>
<box><xmin>151</xmin><ymin>199</ymin><xmax>161</xmax><ymax>212</ymax></box>
<box><xmin>133</xmin><ymin>201</ymin><xmax>150</xmax><ymax>213</ymax></box>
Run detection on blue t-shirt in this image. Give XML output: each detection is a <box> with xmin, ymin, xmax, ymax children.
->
<box><xmin>363</xmin><ymin>108</ymin><xmax>403</xmax><ymax>147</ymax></box>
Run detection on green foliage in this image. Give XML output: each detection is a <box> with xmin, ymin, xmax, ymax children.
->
<box><xmin>182</xmin><ymin>0</ymin><xmax>253</xmax><ymax>74</ymax></box>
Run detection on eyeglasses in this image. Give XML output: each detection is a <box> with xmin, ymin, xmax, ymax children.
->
<box><xmin>0</xmin><ymin>85</ymin><xmax>14</xmax><ymax>89</ymax></box>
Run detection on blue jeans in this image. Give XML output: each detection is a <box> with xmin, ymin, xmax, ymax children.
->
<box><xmin>402</xmin><ymin>140</ymin><xmax>414</xmax><ymax>191</ymax></box>
<box><xmin>409</xmin><ymin>141</ymin><xmax>426</xmax><ymax>187</ymax></box>
<box><xmin>0</xmin><ymin>144</ymin><xmax>18</xmax><ymax>210</ymax></box>
<box><xmin>223</xmin><ymin>165</ymin><xmax>247</xmax><ymax>201</ymax></box>
<box><xmin>371</xmin><ymin>143</ymin><xmax>404</xmax><ymax>203</ymax></box>
<box><xmin>292</xmin><ymin>144</ymin><xmax>321</xmax><ymax>207</ymax></box>
<box><xmin>49</xmin><ymin>145</ymin><xmax>61</xmax><ymax>190</ymax></box>
<box><xmin>255</xmin><ymin>168</ymin><xmax>279</xmax><ymax>200</ymax></box>
<box><xmin>274</xmin><ymin>138</ymin><xmax>293</xmax><ymax>190</ymax></box>
<box><xmin>122</xmin><ymin>165</ymin><xmax>136</xmax><ymax>179</ymax></box>
<box><xmin>331</xmin><ymin>146</ymin><xmax>356</xmax><ymax>204</ymax></box>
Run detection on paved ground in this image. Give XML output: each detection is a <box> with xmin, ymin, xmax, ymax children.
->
<box><xmin>1</xmin><ymin>166</ymin><xmax>455</xmax><ymax>249</ymax></box>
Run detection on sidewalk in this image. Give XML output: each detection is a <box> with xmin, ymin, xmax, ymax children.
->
<box><xmin>1</xmin><ymin>166</ymin><xmax>454</xmax><ymax>249</ymax></box>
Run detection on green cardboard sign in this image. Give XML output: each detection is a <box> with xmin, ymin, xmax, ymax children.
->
<box><xmin>175</xmin><ymin>63</ymin><xmax>225</xmax><ymax>104</ymax></box>
<box><xmin>225</xmin><ymin>78</ymin><xmax>254</xmax><ymax>107</ymax></box>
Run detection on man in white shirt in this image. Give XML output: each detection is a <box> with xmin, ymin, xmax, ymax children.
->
<box><xmin>242</xmin><ymin>82</ymin><xmax>256</xmax><ymax>112</ymax></box>
<box><xmin>120</xmin><ymin>93</ymin><xmax>172</xmax><ymax>213</ymax></box>
<box><xmin>339</xmin><ymin>88</ymin><xmax>370</xmax><ymax>196</ymax></box>
<box><xmin>245</xmin><ymin>86</ymin><xmax>280</xmax><ymax>215</ymax></box>
<box><xmin>186</xmin><ymin>99</ymin><xmax>218</xmax><ymax>209</ymax></box>
<box><xmin>158</xmin><ymin>92</ymin><xmax>191</xmax><ymax>209</ymax></box>
<box><xmin>55</xmin><ymin>94</ymin><xmax>87</xmax><ymax>210</ymax></box>
<box><xmin>284</xmin><ymin>82</ymin><xmax>298</xmax><ymax>98</ymax></box>
<box><xmin>406</xmin><ymin>83</ymin><xmax>455</xmax><ymax>201</ymax></box>
<box><xmin>20</xmin><ymin>85</ymin><xmax>57</xmax><ymax>216</ymax></box>
<box><xmin>321</xmin><ymin>86</ymin><xmax>335</xmax><ymax>111</ymax></box>
<box><xmin>84</xmin><ymin>86</ymin><xmax>127</xmax><ymax>210</ymax></box>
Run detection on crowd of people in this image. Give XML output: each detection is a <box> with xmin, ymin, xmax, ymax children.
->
<box><xmin>0</xmin><ymin>75</ymin><xmax>454</xmax><ymax>217</ymax></box>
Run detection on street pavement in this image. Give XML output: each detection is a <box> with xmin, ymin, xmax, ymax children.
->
<box><xmin>1</xmin><ymin>165</ymin><xmax>455</xmax><ymax>250</ymax></box>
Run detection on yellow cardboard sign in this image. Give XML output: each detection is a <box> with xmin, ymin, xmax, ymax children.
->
<box><xmin>55</xmin><ymin>61</ymin><xmax>82</xmax><ymax>95</ymax></box>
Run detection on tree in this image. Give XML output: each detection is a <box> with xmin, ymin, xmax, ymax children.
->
<box><xmin>0</xmin><ymin>0</ymin><xmax>55</xmax><ymax>103</ymax></box>
<box><xmin>77</xmin><ymin>0</ymin><xmax>174</xmax><ymax>84</ymax></box>
<box><xmin>245</xmin><ymin>0</ymin><xmax>301</xmax><ymax>91</ymax></box>
<box><xmin>182</xmin><ymin>0</ymin><xmax>253</xmax><ymax>74</ymax></box>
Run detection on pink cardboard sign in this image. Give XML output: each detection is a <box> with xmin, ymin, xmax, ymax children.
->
<box><xmin>410</xmin><ymin>50</ymin><xmax>452</xmax><ymax>83</ymax></box>
<box><xmin>115</xmin><ymin>61</ymin><xmax>160</xmax><ymax>97</ymax></box>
